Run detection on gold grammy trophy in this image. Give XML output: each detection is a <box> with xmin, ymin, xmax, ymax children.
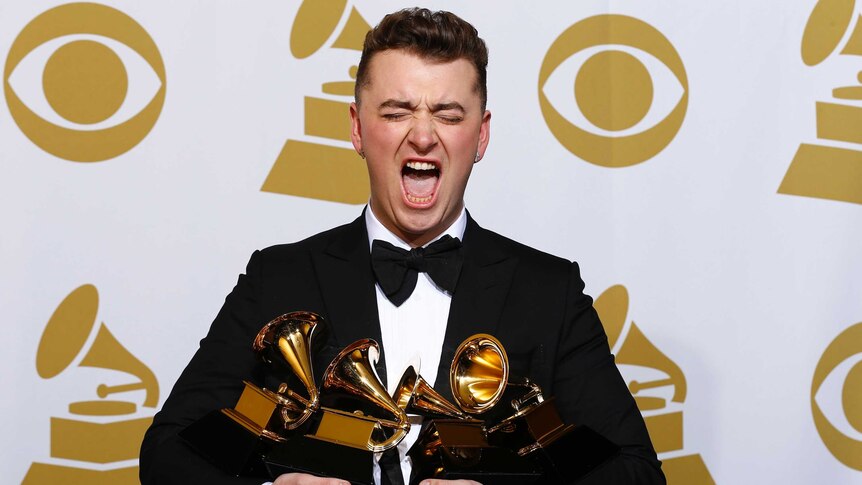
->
<box><xmin>402</xmin><ymin>334</ymin><xmax>615</xmax><ymax>484</ymax></box>
<box><xmin>463</xmin><ymin>335</ymin><xmax>619</xmax><ymax>484</ymax></box>
<box><xmin>393</xmin><ymin>364</ymin><xmax>470</xmax><ymax>421</ymax></box>
<box><xmin>400</xmin><ymin>335</ymin><xmax>537</xmax><ymax>483</ymax></box>
<box><xmin>182</xmin><ymin>311</ymin><xmax>409</xmax><ymax>482</ymax></box>
<box><xmin>779</xmin><ymin>0</ymin><xmax>862</xmax><ymax>205</ymax></box>
<box><xmin>24</xmin><ymin>284</ymin><xmax>160</xmax><ymax>484</ymax></box>
<box><xmin>594</xmin><ymin>285</ymin><xmax>714</xmax><ymax>485</ymax></box>
<box><xmin>261</xmin><ymin>0</ymin><xmax>372</xmax><ymax>204</ymax></box>
<box><xmin>266</xmin><ymin>338</ymin><xmax>410</xmax><ymax>484</ymax></box>
<box><xmin>393</xmin><ymin>358</ymin><xmax>515</xmax><ymax>480</ymax></box>
<box><xmin>402</xmin><ymin>334</ymin><xmax>538</xmax><ymax>484</ymax></box>
<box><xmin>180</xmin><ymin>311</ymin><xmax>323</xmax><ymax>477</ymax></box>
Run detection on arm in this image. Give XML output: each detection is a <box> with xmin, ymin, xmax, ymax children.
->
<box><xmin>140</xmin><ymin>251</ymin><xmax>269</xmax><ymax>485</ymax></box>
<box><xmin>551</xmin><ymin>262</ymin><xmax>665</xmax><ymax>484</ymax></box>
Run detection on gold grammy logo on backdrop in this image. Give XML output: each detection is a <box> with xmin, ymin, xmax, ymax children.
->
<box><xmin>539</xmin><ymin>15</ymin><xmax>688</xmax><ymax>168</ymax></box>
<box><xmin>23</xmin><ymin>284</ymin><xmax>159</xmax><ymax>484</ymax></box>
<box><xmin>811</xmin><ymin>322</ymin><xmax>862</xmax><ymax>470</ymax></box>
<box><xmin>261</xmin><ymin>0</ymin><xmax>371</xmax><ymax>204</ymax></box>
<box><xmin>4</xmin><ymin>3</ymin><xmax>165</xmax><ymax>162</ymax></box>
<box><xmin>594</xmin><ymin>285</ymin><xmax>714</xmax><ymax>484</ymax></box>
<box><xmin>779</xmin><ymin>0</ymin><xmax>862</xmax><ymax>205</ymax></box>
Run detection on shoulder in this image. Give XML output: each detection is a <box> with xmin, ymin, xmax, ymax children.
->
<box><xmin>466</xmin><ymin>218</ymin><xmax>573</xmax><ymax>276</ymax></box>
<box><xmin>265</xmin><ymin>219</ymin><xmax>357</xmax><ymax>252</ymax></box>
<box><xmin>248</xmin><ymin>216</ymin><xmax>364</xmax><ymax>269</ymax></box>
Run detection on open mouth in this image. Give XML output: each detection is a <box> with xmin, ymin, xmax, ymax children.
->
<box><xmin>401</xmin><ymin>160</ymin><xmax>440</xmax><ymax>205</ymax></box>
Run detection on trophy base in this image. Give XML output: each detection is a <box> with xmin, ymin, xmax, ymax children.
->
<box><xmin>527</xmin><ymin>425</ymin><xmax>620</xmax><ymax>483</ymax></box>
<box><xmin>410</xmin><ymin>446</ymin><xmax>542</xmax><ymax>485</ymax></box>
<box><xmin>408</xmin><ymin>420</ymin><xmax>541</xmax><ymax>485</ymax></box>
<box><xmin>485</xmin><ymin>398</ymin><xmax>620</xmax><ymax>482</ymax></box>
<box><xmin>179</xmin><ymin>408</ymin><xmax>273</xmax><ymax>477</ymax></box>
<box><xmin>265</xmin><ymin>434</ymin><xmax>374</xmax><ymax>485</ymax></box>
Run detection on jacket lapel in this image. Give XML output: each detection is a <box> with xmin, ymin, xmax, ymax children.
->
<box><xmin>311</xmin><ymin>214</ymin><xmax>389</xmax><ymax>384</ymax></box>
<box><xmin>433</xmin><ymin>214</ymin><xmax>518</xmax><ymax>402</ymax></box>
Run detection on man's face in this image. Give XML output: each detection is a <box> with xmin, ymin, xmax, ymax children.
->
<box><xmin>350</xmin><ymin>50</ymin><xmax>491</xmax><ymax>247</ymax></box>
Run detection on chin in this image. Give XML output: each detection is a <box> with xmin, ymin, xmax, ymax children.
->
<box><xmin>396</xmin><ymin>211</ymin><xmax>445</xmax><ymax>237</ymax></box>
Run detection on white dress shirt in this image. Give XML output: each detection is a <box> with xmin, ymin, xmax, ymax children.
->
<box><xmin>365</xmin><ymin>206</ymin><xmax>467</xmax><ymax>485</ymax></box>
<box><xmin>264</xmin><ymin>207</ymin><xmax>467</xmax><ymax>485</ymax></box>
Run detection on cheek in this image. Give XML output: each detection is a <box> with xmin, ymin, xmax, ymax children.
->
<box><xmin>366</xmin><ymin>160</ymin><xmax>388</xmax><ymax>183</ymax></box>
<box><xmin>444</xmin><ymin>162</ymin><xmax>475</xmax><ymax>194</ymax></box>
<box><xmin>442</xmin><ymin>126</ymin><xmax>481</xmax><ymax>156</ymax></box>
<box><xmin>364</xmin><ymin>122</ymin><xmax>404</xmax><ymax>152</ymax></box>
<box><xmin>366</xmin><ymin>160</ymin><xmax>401</xmax><ymax>196</ymax></box>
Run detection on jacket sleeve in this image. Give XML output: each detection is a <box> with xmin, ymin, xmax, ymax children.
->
<box><xmin>551</xmin><ymin>262</ymin><xmax>666</xmax><ymax>484</ymax></box>
<box><xmin>140</xmin><ymin>250</ymin><xmax>269</xmax><ymax>485</ymax></box>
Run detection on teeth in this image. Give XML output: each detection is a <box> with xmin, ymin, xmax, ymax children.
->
<box><xmin>407</xmin><ymin>194</ymin><xmax>432</xmax><ymax>203</ymax></box>
<box><xmin>406</xmin><ymin>161</ymin><xmax>437</xmax><ymax>171</ymax></box>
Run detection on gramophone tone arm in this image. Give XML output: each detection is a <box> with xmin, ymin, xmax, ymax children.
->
<box><xmin>97</xmin><ymin>381</ymin><xmax>147</xmax><ymax>398</ymax></box>
<box><xmin>368</xmin><ymin>418</ymin><xmax>411</xmax><ymax>452</ymax></box>
<box><xmin>508</xmin><ymin>377</ymin><xmax>544</xmax><ymax>411</ymax></box>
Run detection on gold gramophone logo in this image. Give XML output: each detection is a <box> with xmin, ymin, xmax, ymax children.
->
<box><xmin>261</xmin><ymin>0</ymin><xmax>371</xmax><ymax>204</ymax></box>
<box><xmin>811</xmin><ymin>322</ymin><xmax>862</xmax><ymax>470</ymax></box>
<box><xmin>539</xmin><ymin>15</ymin><xmax>688</xmax><ymax>168</ymax></box>
<box><xmin>23</xmin><ymin>284</ymin><xmax>159</xmax><ymax>483</ymax></box>
<box><xmin>594</xmin><ymin>285</ymin><xmax>714</xmax><ymax>484</ymax></box>
<box><xmin>4</xmin><ymin>3</ymin><xmax>165</xmax><ymax>162</ymax></box>
<box><xmin>779</xmin><ymin>0</ymin><xmax>862</xmax><ymax>205</ymax></box>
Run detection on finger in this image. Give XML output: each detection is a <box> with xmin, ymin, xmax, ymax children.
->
<box><xmin>418</xmin><ymin>480</ymin><xmax>482</xmax><ymax>485</ymax></box>
<box><xmin>273</xmin><ymin>472</ymin><xmax>351</xmax><ymax>485</ymax></box>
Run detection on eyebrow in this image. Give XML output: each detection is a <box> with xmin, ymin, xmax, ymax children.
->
<box><xmin>378</xmin><ymin>99</ymin><xmax>466</xmax><ymax>113</ymax></box>
<box><xmin>378</xmin><ymin>99</ymin><xmax>413</xmax><ymax>110</ymax></box>
<box><xmin>432</xmin><ymin>102</ymin><xmax>465</xmax><ymax>113</ymax></box>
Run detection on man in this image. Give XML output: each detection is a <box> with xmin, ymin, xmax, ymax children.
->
<box><xmin>141</xmin><ymin>8</ymin><xmax>664</xmax><ymax>485</ymax></box>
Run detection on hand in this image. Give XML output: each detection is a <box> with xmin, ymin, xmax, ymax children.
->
<box><xmin>418</xmin><ymin>480</ymin><xmax>482</xmax><ymax>485</ymax></box>
<box><xmin>272</xmin><ymin>473</ymin><xmax>350</xmax><ymax>485</ymax></box>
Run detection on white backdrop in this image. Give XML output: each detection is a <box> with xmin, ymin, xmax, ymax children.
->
<box><xmin>1</xmin><ymin>1</ymin><xmax>861</xmax><ymax>484</ymax></box>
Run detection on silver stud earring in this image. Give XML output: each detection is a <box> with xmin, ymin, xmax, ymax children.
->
<box><xmin>474</xmin><ymin>152</ymin><xmax>481</xmax><ymax>163</ymax></box>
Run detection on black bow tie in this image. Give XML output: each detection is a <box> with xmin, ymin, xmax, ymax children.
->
<box><xmin>371</xmin><ymin>235</ymin><xmax>463</xmax><ymax>307</ymax></box>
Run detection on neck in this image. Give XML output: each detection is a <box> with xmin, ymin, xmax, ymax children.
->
<box><xmin>366</xmin><ymin>204</ymin><xmax>465</xmax><ymax>249</ymax></box>
<box><xmin>401</xmin><ymin>232</ymin><xmax>440</xmax><ymax>248</ymax></box>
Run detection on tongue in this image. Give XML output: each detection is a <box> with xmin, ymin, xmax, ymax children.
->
<box><xmin>403</xmin><ymin>171</ymin><xmax>437</xmax><ymax>198</ymax></box>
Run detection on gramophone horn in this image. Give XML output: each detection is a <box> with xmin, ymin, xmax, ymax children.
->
<box><xmin>320</xmin><ymin>339</ymin><xmax>410</xmax><ymax>452</ymax></box>
<box><xmin>253</xmin><ymin>311</ymin><xmax>322</xmax><ymax>430</ymax></box>
<box><xmin>290</xmin><ymin>1</ymin><xmax>370</xmax><ymax>59</ymax></box>
<box><xmin>450</xmin><ymin>333</ymin><xmax>509</xmax><ymax>415</ymax></box>
<box><xmin>36</xmin><ymin>285</ymin><xmax>160</xmax><ymax>410</ymax></box>
<box><xmin>393</xmin><ymin>365</ymin><xmax>469</xmax><ymax>420</ymax></box>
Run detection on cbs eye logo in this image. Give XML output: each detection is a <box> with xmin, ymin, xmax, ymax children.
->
<box><xmin>811</xmin><ymin>322</ymin><xmax>862</xmax><ymax>470</ymax></box>
<box><xmin>4</xmin><ymin>3</ymin><xmax>166</xmax><ymax>163</ymax></box>
<box><xmin>539</xmin><ymin>15</ymin><xmax>688</xmax><ymax>168</ymax></box>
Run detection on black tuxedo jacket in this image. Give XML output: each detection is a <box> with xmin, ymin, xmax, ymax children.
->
<box><xmin>140</xmin><ymin>214</ymin><xmax>664</xmax><ymax>484</ymax></box>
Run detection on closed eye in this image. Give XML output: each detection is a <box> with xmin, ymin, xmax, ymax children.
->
<box><xmin>435</xmin><ymin>113</ymin><xmax>463</xmax><ymax>123</ymax></box>
<box><xmin>382</xmin><ymin>112</ymin><xmax>409</xmax><ymax>121</ymax></box>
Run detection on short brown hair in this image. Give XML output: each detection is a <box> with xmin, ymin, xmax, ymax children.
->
<box><xmin>354</xmin><ymin>8</ymin><xmax>489</xmax><ymax>109</ymax></box>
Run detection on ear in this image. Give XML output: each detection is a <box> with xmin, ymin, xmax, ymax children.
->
<box><xmin>349</xmin><ymin>102</ymin><xmax>363</xmax><ymax>157</ymax></box>
<box><xmin>475</xmin><ymin>109</ymin><xmax>491</xmax><ymax>163</ymax></box>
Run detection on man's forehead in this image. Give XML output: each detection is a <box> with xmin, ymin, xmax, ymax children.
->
<box><xmin>361</xmin><ymin>49</ymin><xmax>479</xmax><ymax>100</ymax></box>
<box><xmin>368</xmin><ymin>48</ymin><xmax>473</xmax><ymax>69</ymax></box>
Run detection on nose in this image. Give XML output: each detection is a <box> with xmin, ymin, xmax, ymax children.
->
<box><xmin>407</xmin><ymin>117</ymin><xmax>437</xmax><ymax>154</ymax></box>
